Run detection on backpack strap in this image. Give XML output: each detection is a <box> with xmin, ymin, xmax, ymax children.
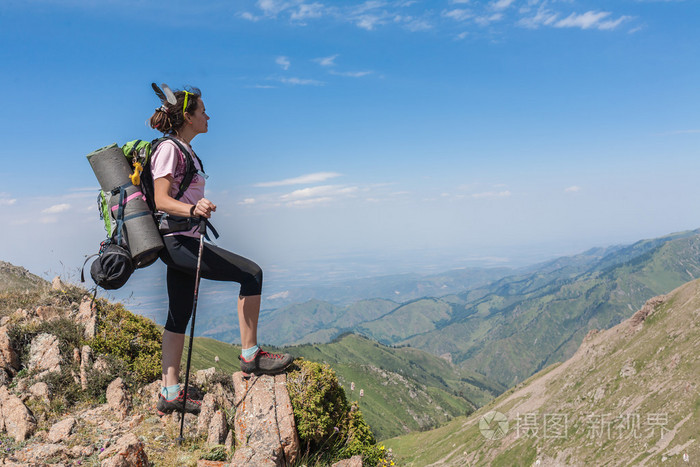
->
<box><xmin>151</xmin><ymin>136</ymin><xmax>205</xmax><ymax>201</ymax></box>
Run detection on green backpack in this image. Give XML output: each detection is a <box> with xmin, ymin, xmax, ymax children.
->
<box><xmin>96</xmin><ymin>136</ymin><xmax>204</xmax><ymax>239</ymax></box>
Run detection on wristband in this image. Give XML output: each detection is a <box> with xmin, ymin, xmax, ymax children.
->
<box><xmin>190</xmin><ymin>205</ymin><xmax>196</xmax><ymax>217</ymax></box>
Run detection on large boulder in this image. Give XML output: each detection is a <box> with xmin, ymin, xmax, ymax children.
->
<box><xmin>106</xmin><ymin>378</ymin><xmax>132</xmax><ymax>420</ymax></box>
<box><xmin>230</xmin><ymin>373</ymin><xmax>300</xmax><ymax>467</ymax></box>
<box><xmin>48</xmin><ymin>417</ymin><xmax>76</xmax><ymax>443</ymax></box>
<box><xmin>76</xmin><ymin>297</ymin><xmax>97</xmax><ymax>339</ymax></box>
<box><xmin>28</xmin><ymin>333</ymin><xmax>61</xmax><ymax>377</ymax></box>
<box><xmin>0</xmin><ymin>385</ymin><xmax>37</xmax><ymax>441</ymax></box>
<box><xmin>98</xmin><ymin>432</ymin><xmax>149</xmax><ymax>467</ymax></box>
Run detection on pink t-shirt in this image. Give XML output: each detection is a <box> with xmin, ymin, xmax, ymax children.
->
<box><xmin>150</xmin><ymin>137</ymin><xmax>205</xmax><ymax>238</ymax></box>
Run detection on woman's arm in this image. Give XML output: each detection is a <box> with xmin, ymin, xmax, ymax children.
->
<box><xmin>153</xmin><ymin>176</ymin><xmax>216</xmax><ymax>218</ymax></box>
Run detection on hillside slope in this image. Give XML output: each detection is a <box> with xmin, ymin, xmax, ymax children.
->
<box><xmin>365</xmin><ymin>230</ymin><xmax>700</xmax><ymax>387</ymax></box>
<box><xmin>184</xmin><ymin>333</ymin><xmax>504</xmax><ymax>440</ymax></box>
<box><xmin>385</xmin><ymin>279</ymin><xmax>700</xmax><ymax>466</ymax></box>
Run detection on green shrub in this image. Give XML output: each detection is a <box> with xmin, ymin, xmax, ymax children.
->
<box><xmin>201</xmin><ymin>445</ymin><xmax>228</xmax><ymax>461</ymax></box>
<box><xmin>88</xmin><ymin>301</ymin><xmax>162</xmax><ymax>383</ymax></box>
<box><xmin>287</xmin><ymin>359</ymin><xmax>392</xmax><ymax>466</ymax></box>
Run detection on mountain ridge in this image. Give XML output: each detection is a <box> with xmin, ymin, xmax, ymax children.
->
<box><xmin>384</xmin><ymin>278</ymin><xmax>700</xmax><ymax>466</ymax></box>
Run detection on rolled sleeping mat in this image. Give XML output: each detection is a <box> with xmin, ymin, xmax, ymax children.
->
<box><xmin>86</xmin><ymin>144</ymin><xmax>163</xmax><ymax>268</ymax></box>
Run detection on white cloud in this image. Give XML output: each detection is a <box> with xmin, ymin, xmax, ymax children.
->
<box><xmin>518</xmin><ymin>7</ymin><xmax>559</xmax><ymax>29</ymax></box>
<box><xmin>276</xmin><ymin>56</ymin><xmax>291</xmax><ymax>70</ymax></box>
<box><xmin>491</xmin><ymin>0</ymin><xmax>515</xmax><ymax>10</ymax></box>
<box><xmin>402</xmin><ymin>17</ymin><xmax>432</xmax><ymax>32</ymax></box>
<box><xmin>255</xmin><ymin>172</ymin><xmax>342</xmax><ymax>187</ymax></box>
<box><xmin>291</xmin><ymin>2</ymin><xmax>324</xmax><ymax>21</ymax></box>
<box><xmin>443</xmin><ymin>8</ymin><xmax>472</xmax><ymax>22</ymax></box>
<box><xmin>329</xmin><ymin>70</ymin><xmax>373</xmax><ymax>77</ymax></box>
<box><xmin>355</xmin><ymin>14</ymin><xmax>384</xmax><ymax>30</ymax></box>
<box><xmin>239</xmin><ymin>198</ymin><xmax>257</xmax><ymax>205</ymax></box>
<box><xmin>471</xmin><ymin>190</ymin><xmax>511</xmax><ymax>199</ymax></box>
<box><xmin>288</xmin><ymin>197</ymin><xmax>334</xmax><ymax>206</ymax></box>
<box><xmin>42</xmin><ymin>203</ymin><xmax>71</xmax><ymax>214</ymax></box>
<box><xmin>257</xmin><ymin>0</ymin><xmax>289</xmax><ymax>16</ymax></box>
<box><xmin>565</xmin><ymin>186</ymin><xmax>581</xmax><ymax>193</ymax></box>
<box><xmin>554</xmin><ymin>11</ymin><xmax>629</xmax><ymax>30</ymax></box>
<box><xmin>315</xmin><ymin>54</ymin><xmax>339</xmax><ymax>67</ymax></box>
<box><xmin>0</xmin><ymin>197</ymin><xmax>17</xmax><ymax>206</ymax></box>
<box><xmin>278</xmin><ymin>77</ymin><xmax>325</xmax><ymax>86</ymax></box>
<box><xmin>280</xmin><ymin>185</ymin><xmax>357</xmax><ymax>201</ymax></box>
<box><xmin>475</xmin><ymin>13</ymin><xmax>503</xmax><ymax>26</ymax></box>
<box><xmin>240</xmin><ymin>11</ymin><xmax>260</xmax><ymax>21</ymax></box>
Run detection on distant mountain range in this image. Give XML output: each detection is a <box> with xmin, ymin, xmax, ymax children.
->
<box><xmin>384</xmin><ymin>277</ymin><xmax>700</xmax><ymax>465</ymax></box>
<box><xmin>201</xmin><ymin>229</ymin><xmax>700</xmax><ymax>390</ymax></box>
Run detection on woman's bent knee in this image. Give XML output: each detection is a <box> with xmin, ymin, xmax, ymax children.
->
<box><xmin>240</xmin><ymin>265</ymin><xmax>263</xmax><ymax>296</ymax></box>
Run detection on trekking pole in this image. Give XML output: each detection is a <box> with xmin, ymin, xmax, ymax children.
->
<box><xmin>176</xmin><ymin>218</ymin><xmax>207</xmax><ymax>444</ymax></box>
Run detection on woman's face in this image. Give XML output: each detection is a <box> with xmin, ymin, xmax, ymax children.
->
<box><xmin>188</xmin><ymin>98</ymin><xmax>209</xmax><ymax>135</ymax></box>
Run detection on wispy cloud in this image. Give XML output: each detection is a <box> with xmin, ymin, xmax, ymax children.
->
<box><xmin>280</xmin><ymin>184</ymin><xmax>358</xmax><ymax>206</ymax></box>
<box><xmin>329</xmin><ymin>70</ymin><xmax>373</xmax><ymax>77</ymax></box>
<box><xmin>491</xmin><ymin>0</ymin><xmax>515</xmax><ymax>11</ymax></box>
<box><xmin>475</xmin><ymin>12</ymin><xmax>503</xmax><ymax>26</ymax></box>
<box><xmin>290</xmin><ymin>2</ymin><xmax>324</xmax><ymax>21</ymax></box>
<box><xmin>0</xmin><ymin>193</ymin><xmax>17</xmax><ymax>206</ymax></box>
<box><xmin>565</xmin><ymin>186</ymin><xmax>581</xmax><ymax>193</ymax></box>
<box><xmin>471</xmin><ymin>190</ymin><xmax>511</xmax><ymax>199</ymax></box>
<box><xmin>276</xmin><ymin>56</ymin><xmax>291</xmax><ymax>70</ymax></box>
<box><xmin>278</xmin><ymin>77</ymin><xmax>325</xmax><ymax>86</ymax></box>
<box><xmin>443</xmin><ymin>8</ymin><xmax>472</xmax><ymax>22</ymax></box>
<box><xmin>518</xmin><ymin>7</ymin><xmax>559</xmax><ymax>29</ymax></box>
<box><xmin>42</xmin><ymin>203</ymin><xmax>71</xmax><ymax>214</ymax></box>
<box><xmin>239</xmin><ymin>198</ymin><xmax>256</xmax><ymax>205</ymax></box>
<box><xmin>554</xmin><ymin>11</ymin><xmax>631</xmax><ymax>30</ymax></box>
<box><xmin>315</xmin><ymin>54</ymin><xmax>339</xmax><ymax>67</ymax></box>
<box><xmin>246</xmin><ymin>0</ymin><xmax>637</xmax><ymax>36</ymax></box>
<box><xmin>255</xmin><ymin>172</ymin><xmax>342</xmax><ymax>187</ymax></box>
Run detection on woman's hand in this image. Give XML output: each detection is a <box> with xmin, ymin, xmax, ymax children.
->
<box><xmin>192</xmin><ymin>198</ymin><xmax>216</xmax><ymax>218</ymax></box>
<box><xmin>153</xmin><ymin>176</ymin><xmax>216</xmax><ymax>218</ymax></box>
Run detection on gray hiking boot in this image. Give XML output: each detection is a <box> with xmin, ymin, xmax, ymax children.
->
<box><xmin>156</xmin><ymin>388</ymin><xmax>202</xmax><ymax>416</ymax></box>
<box><xmin>239</xmin><ymin>349</ymin><xmax>294</xmax><ymax>376</ymax></box>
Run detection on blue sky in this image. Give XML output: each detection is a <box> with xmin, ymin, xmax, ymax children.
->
<box><xmin>1</xmin><ymin>0</ymin><xmax>699</xmax><ymax>289</ymax></box>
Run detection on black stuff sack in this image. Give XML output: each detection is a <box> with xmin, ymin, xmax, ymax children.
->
<box><xmin>88</xmin><ymin>242</ymin><xmax>134</xmax><ymax>290</ymax></box>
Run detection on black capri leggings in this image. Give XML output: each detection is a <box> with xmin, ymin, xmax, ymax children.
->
<box><xmin>159</xmin><ymin>235</ymin><xmax>263</xmax><ymax>334</ymax></box>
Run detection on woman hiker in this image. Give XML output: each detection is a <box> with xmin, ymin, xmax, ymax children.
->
<box><xmin>148</xmin><ymin>85</ymin><xmax>293</xmax><ymax>415</ymax></box>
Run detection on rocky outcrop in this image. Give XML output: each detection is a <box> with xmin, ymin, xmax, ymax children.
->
<box><xmin>35</xmin><ymin>305</ymin><xmax>61</xmax><ymax>322</ymax></box>
<box><xmin>231</xmin><ymin>372</ymin><xmax>300</xmax><ymax>467</ymax></box>
<box><xmin>331</xmin><ymin>455</ymin><xmax>363</xmax><ymax>467</ymax></box>
<box><xmin>28</xmin><ymin>333</ymin><xmax>61</xmax><ymax>377</ymax></box>
<box><xmin>98</xmin><ymin>433</ymin><xmax>149</xmax><ymax>467</ymax></box>
<box><xmin>207</xmin><ymin>410</ymin><xmax>228</xmax><ymax>446</ymax></box>
<box><xmin>48</xmin><ymin>417</ymin><xmax>76</xmax><ymax>443</ymax></box>
<box><xmin>51</xmin><ymin>276</ymin><xmax>64</xmax><ymax>291</ymax></box>
<box><xmin>107</xmin><ymin>378</ymin><xmax>132</xmax><ymax>420</ymax></box>
<box><xmin>0</xmin><ymin>385</ymin><xmax>36</xmax><ymax>441</ymax></box>
<box><xmin>0</xmin><ymin>325</ymin><xmax>19</xmax><ymax>385</ymax></box>
<box><xmin>76</xmin><ymin>297</ymin><xmax>97</xmax><ymax>339</ymax></box>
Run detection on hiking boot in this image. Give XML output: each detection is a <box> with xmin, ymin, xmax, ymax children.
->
<box><xmin>156</xmin><ymin>389</ymin><xmax>202</xmax><ymax>416</ymax></box>
<box><xmin>239</xmin><ymin>349</ymin><xmax>294</xmax><ymax>376</ymax></box>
